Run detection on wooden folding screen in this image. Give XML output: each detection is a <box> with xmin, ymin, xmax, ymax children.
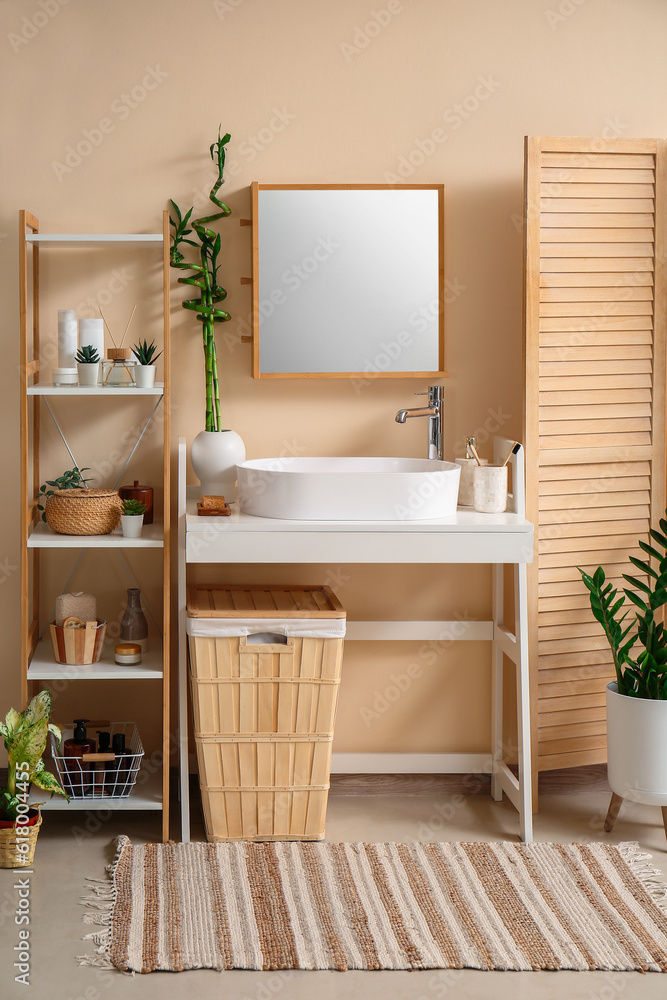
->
<box><xmin>524</xmin><ymin>137</ymin><xmax>667</xmax><ymax>774</ymax></box>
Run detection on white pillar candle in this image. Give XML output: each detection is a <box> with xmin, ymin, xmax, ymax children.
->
<box><xmin>57</xmin><ymin>309</ymin><xmax>77</xmax><ymax>368</ymax></box>
<box><xmin>78</xmin><ymin>318</ymin><xmax>105</xmax><ymax>365</ymax></box>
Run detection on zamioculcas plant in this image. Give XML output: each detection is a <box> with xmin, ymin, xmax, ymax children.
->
<box><xmin>579</xmin><ymin>512</ymin><xmax>667</xmax><ymax>699</ymax></box>
<box><xmin>169</xmin><ymin>127</ymin><xmax>232</xmax><ymax>432</ymax></box>
<box><xmin>0</xmin><ymin>691</ymin><xmax>69</xmax><ymax>821</ymax></box>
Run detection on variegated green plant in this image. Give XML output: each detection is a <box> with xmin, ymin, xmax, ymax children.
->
<box><xmin>0</xmin><ymin>690</ymin><xmax>69</xmax><ymax>821</ymax></box>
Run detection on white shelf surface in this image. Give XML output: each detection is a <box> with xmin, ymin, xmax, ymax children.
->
<box><xmin>28</xmin><ymin>382</ymin><xmax>164</xmax><ymax>396</ymax></box>
<box><xmin>31</xmin><ymin>767</ymin><xmax>163</xmax><ymax>811</ymax></box>
<box><xmin>25</xmin><ymin>233</ymin><xmax>163</xmax><ymax>248</ymax></box>
<box><xmin>27</xmin><ymin>638</ymin><xmax>163</xmax><ymax>680</ymax></box>
<box><xmin>28</xmin><ymin>520</ymin><xmax>164</xmax><ymax>548</ymax></box>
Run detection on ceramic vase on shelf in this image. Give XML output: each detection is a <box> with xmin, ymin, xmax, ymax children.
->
<box><xmin>120</xmin><ymin>588</ymin><xmax>148</xmax><ymax>652</ymax></box>
<box><xmin>190</xmin><ymin>429</ymin><xmax>245</xmax><ymax>500</ymax></box>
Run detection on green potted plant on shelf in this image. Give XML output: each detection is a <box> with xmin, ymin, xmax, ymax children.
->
<box><xmin>0</xmin><ymin>690</ymin><xmax>69</xmax><ymax>868</ymax></box>
<box><xmin>170</xmin><ymin>126</ymin><xmax>245</xmax><ymax>498</ymax></box>
<box><xmin>120</xmin><ymin>497</ymin><xmax>146</xmax><ymax>538</ymax></box>
<box><xmin>36</xmin><ymin>466</ymin><xmax>92</xmax><ymax>522</ymax></box>
<box><xmin>75</xmin><ymin>344</ymin><xmax>101</xmax><ymax>386</ymax></box>
<box><xmin>579</xmin><ymin>513</ymin><xmax>667</xmax><ymax>827</ymax></box>
<box><xmin>131</xmin><ymin>338</ymin><xmax>163</xmax><ymax>389</ymax></box>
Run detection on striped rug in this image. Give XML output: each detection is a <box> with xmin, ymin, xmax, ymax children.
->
<box><xmin>80</xmin><ymin>838</ymin><xmax>667</xmax><ymax>972</ymax></box>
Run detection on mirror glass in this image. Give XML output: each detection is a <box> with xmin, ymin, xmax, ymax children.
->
<box><xmin>252</xmin><ymin>184</ymin><xmax>445</xmax><ymax>378</ymax></box>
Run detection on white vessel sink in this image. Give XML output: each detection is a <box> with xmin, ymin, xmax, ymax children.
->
<box><xmin>237</xmin><ymin>456</ymin><xmax>461</xmax><ymax>521</ymax></box>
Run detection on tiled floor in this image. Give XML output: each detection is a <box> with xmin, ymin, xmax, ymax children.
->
<box><xmin>2</xmin><ymin>771</ymin><xmax>666</xmax><ymax>999</ymax></box>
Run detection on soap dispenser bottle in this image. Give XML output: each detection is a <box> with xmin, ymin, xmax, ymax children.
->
<box><xmin>63</xmin><ymin>719</ymin><xmax>96</xmax><ymax>795</ymax></box>
<box><xmin>111</xmin><ymin>732</ymin><xmax>130</xmax><ymax>796</ymax></box>
<box><xmin>95</xmin><ymin>730</ymin><xmax>112</xmax><ymax>796</ymax></box>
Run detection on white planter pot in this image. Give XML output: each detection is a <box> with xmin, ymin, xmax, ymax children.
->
<box><xmin>135</xmin><ymin>365</ymin><xmax>156</xmax><ymax>389</ymax></box>
<box><xmin>77</xmin><ymin>362</ymin><xmax>100</xmax><ymax>386</ymax></box>
<box><xmin>606</xmin><ymin>681</ymin><xmax>667</xmax><ymax>806</ymax></box>
<box><xmin>191</xmin><ymin>429</ymin><xmax>246</xmax><ymax>500</ymax></box>
<box><xmin>120</xmin><ymin>513</ymin><xmax>144</xmax><ymax>538</ymax></box>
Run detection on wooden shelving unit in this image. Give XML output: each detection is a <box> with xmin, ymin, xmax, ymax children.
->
<box><xmin>19</xmin><ymin>211</ymin><xmax>171</xmax><ymax>840</ymax></box>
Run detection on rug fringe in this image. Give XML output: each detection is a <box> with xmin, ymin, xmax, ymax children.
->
<box><xmin>618</xmin><ymin>841</ymin><xmax>667</xmax><ymax>915</ymax></box>
<box><xmin>76</xmin><ymin>835</ymin><xmax>130</xmax><ymax>969</ymax></box>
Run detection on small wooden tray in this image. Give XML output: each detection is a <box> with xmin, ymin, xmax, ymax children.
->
<box><xmin>196</xmin><ymin>502</ymin><xmax>231</xmax><ymax>516</ymax></box>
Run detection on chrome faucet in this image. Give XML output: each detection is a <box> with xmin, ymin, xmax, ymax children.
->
<box><xmin>395</xmin><ymin>385</ymin><xmax>445</xmax><ymax>461</ymax></box>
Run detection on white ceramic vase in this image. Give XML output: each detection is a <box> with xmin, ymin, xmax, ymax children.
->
<box><xmin>120</xmin><ymin>513</ymin><xmax>144</xmax><ymax>538</ymax></box>
<box><xmin>77</xmin><ymin>362</ymin><xmax>100</xmax><ymax>386</ymax></box>
<box><xmin>191</xmin><ymin>429</ymin><xmax>246</xmax><ymax>500</ymax></box>
<box><xmin>135</xmin><ymin>365</ymin><xmax>156</xmax><ymax>389</ymax></box>
<box><xmin>606</xmin><ymin>681</ymin><xmax>667</xmax><ymax>806</ymax></box>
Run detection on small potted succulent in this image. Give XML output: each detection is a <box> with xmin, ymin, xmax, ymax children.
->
<box><xmin>76</xmin><ymin>344</ymin><xmax>101</xmax><ymax>386</ymax></box>
<box><xmin>0</xmin><ymin>690</ymin><xmax>69</xmax><ymax>868</ymax></box>
<box><xmin>120</xmin><ymin>497</ymin><xmax>146</xmax><ymax>538</ymax></box>
<box><xmin>131</xmin><ymin>338</ymin><xmax>162</xmax><ymax>389</ymax></box>
<box><xmin>579</xmin><ymin>512</ymin><xmax>667</xmax><ymax>821</ymax></box>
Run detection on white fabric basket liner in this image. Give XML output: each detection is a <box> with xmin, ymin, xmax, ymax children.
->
<box><xmin>186</xmin><ymin>616</ymin><xmax>346</xmax><ymax>640</ymax></box>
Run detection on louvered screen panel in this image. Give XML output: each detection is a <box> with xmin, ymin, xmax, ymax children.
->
<box><xmin>524</xmin><ymin>137</ymin><xmax>666</xmax><ymax>775</ymax></box>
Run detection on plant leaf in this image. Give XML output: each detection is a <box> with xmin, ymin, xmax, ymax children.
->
<box><xmin>30</xmin><ymin>770</ymin><xmax>69</xmax><ymax>800</ymax></box>
<box><xmin>8</xmin><ymin>718</ymin><xmax>47</xmax><ymax>778</ymax></box>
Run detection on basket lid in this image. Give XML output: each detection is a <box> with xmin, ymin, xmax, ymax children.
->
<box><xmin>187</xmin><ymin>584</ymin><xmax>345</xmax><ymax>619</ymax></box>
<box><xmin>51</xmin><ymin>488</ymin><xmax>120</xmax><ymax>499</ymax></box>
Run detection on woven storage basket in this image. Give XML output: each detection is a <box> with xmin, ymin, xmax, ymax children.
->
<box><xmin>45</xmin><ymin>488</ymin><xmax>122</xmax><ymax>535</ymax></box>
<box><xmin>0</xmin><ymin>811</ymin><xmax>42</xmax><ymax>868</ymax></box>
<box><xmin>49</xmin><ymin>618</ymin><xmax>107</xmax><ymax>664</ymax></box>
<box><xmin>188</xmin><ymin>584</ymin><xmax>345</xmax><ymax>842</ymax></box>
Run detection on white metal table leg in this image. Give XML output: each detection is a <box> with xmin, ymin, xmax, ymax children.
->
<box><xmin>177</xmin><ymin>438</ymin><xmax>191</xmax><ymax>843</ymax></box>
<box><xmin>515</xmin><ymin>561</ymin><xmax>533</xmax><ymax>842</ymax></box>
<box><xmin>491</xmin><ymin>563</ymin><xmax>504</xmax><ymax>802</ymax></box>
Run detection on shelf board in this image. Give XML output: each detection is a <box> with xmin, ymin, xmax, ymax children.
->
<box><xmin>27</xmin><ymin>382</ymin><xmax>164</xmax><ymax>396</ymax></box>
<box><xmin>31</xmin><ymin>768</ymin><xmax>163</xmax><ymax>811</ymax></box>
<box><xmin>28</xmin><ymin>520</ymin><xmax>164</xmax><ymax>548</ymax></box>
<box><xmin>28</xmin><ymin>637</ymin><xmax>163</xmax><ymax>680</ymax></box>
<box><xmin>25</xmin><ymin>233</ymin><xmax>163</xmax><ymax>248</ymax></box>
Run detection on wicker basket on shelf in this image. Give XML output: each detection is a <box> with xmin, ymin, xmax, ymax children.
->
<box><xmin>45</xmin><ymin>488</ymin><xmax>122</xmax><ymax>535</ymax></box>
<box><xmin>0</xmin><ymin>811</ymin><xmax>42</xmax><ymax>868</ymax></box>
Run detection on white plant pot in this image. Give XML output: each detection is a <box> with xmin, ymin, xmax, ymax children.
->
<box><xmin>606</xmin><ymin>681</ymin><xmax>667</xmax><ymax>806</ymax></box>
<box><xmin>120</xmin><ymin>513</ymin><xmax>144</xmax><ymax>538</ymax></box>
<box><xmin>77</xmin><ymin>362</ymin><xmax>100</xmax><ymax>386</ymax></box>
<box><xmin>191</xmin><ymin>429</ymin><xmax>246</xmax><ymax>500</ymax></box>
<box><xmin>135</xmin><ymin>364</ymin><xmax>156</xmax><ymax>389</ymax></box>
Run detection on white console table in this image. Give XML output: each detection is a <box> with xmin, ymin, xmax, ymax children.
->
<box><xmin>177</xmin><ymin>436</ymin><xmax>534</xmax><ymax>842</ymax></box>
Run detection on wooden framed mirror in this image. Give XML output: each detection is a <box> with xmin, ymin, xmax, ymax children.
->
<box><xmin>251</xmin><ymin>183</ymin><xmax>447</xmax><ymax>379</ymax></box>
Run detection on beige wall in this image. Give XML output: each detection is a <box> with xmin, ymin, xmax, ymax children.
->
<box><xmin>2</xmin><ymin>0</ymin><xmax>666</xmax><ymax>758</ymax></box>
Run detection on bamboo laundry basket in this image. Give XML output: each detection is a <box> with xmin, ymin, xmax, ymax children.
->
<box><xmin>187</xmin><ymin>584</ymin><xmax>346</xmax><ymax>842</ymax></box>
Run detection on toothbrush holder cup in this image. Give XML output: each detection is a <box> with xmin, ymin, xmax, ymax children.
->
<box><xmin>473</xmin><ymin>464</ymin><xmax>508</xmax><ymax>514</ymax></box>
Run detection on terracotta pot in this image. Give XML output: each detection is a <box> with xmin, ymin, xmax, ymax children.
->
<box><xmin>0</xmin><ymin>808</ymin><xmax>40</xmax><ymax>829</ymax></box>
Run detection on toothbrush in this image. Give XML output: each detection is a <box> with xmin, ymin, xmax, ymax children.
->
<box><xmin>501</xmin><ymin>441</ymin><xmax>520</xmax><ymax>468</ymax></box>
<box><xmin>467</xmin><ymin>442</ymin><xmax>483</xmax><ymax>466</ymax></box>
